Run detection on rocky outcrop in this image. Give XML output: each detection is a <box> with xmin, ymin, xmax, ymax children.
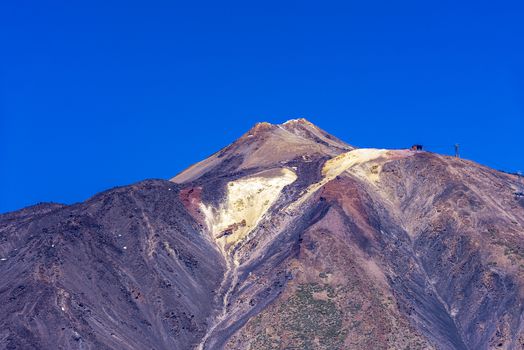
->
<box><xmin>0</xmin><ymin>181</ymin><xmax>224</xmax><ymax>349</ymax></box>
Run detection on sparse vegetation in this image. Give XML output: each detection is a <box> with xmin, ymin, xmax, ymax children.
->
<box><xmin>249</xmin><ymin>283</ymin><xmax>346</xmax><ymax>350</ymax></box>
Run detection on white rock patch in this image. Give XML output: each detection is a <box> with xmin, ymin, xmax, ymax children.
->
<box><xmin>200</xmin><ymin>168</ymin><xmax>297</xmax><ymax>251</ymax></box>
<box><xmin>289</xmin><ymin>148</ymin><xmax>389</xmax><ymax>210</ymax></box>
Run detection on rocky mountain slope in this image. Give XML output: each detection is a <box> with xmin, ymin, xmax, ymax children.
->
<box><xmin>1</xmin><ymin>119</ymin><xmax>524</xmax><ymax>349</ymax></box>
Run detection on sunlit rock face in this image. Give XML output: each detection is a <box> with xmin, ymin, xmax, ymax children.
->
<box><xmin>2</xmin><ymin>119</ymin><xmax>524</xmax><ymax>350</ymax></box>
<box><xmin>200</xmin><ymin>168</ymin><xmax>297</xmax><ymax>251</ymax></box>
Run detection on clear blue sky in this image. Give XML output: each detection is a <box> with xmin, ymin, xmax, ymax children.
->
<box><xmin>1</xmin><ymin>0</ymin><xmax>523</xmax><ymax>213</ymax></box>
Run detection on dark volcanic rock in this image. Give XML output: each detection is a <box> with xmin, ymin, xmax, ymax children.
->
<box><xmin>0</xmin><ymin>180</ymin><xmax>224</xmax><ymax>350</ymax></box>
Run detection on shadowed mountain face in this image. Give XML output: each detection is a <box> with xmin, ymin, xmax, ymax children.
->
<box><xmin>2</xmin><ymin>119</ymin><xmax>524</xmax><ymax>350</ymax></box>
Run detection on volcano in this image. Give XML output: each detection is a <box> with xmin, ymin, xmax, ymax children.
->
<box><xmin>1</xmin><ymin>119</ymin><xmax>524</xmax><ymax>349</ymax></box>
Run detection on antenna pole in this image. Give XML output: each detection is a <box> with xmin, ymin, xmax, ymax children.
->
<box><xmin>454</xmin><ymin>144</ymin><xmax>460</xmax><ymax>158</ymax></box>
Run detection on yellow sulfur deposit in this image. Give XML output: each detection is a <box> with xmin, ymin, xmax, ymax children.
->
<box><xmin>200</xmin><ymin>168</ymin><xmax>297</xmax><ymax>252</ymax></box>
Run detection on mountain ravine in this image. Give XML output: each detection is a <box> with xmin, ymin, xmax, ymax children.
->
<box><xmin>2</xmin><ymin>119</ymin><xmax>524</xmax><ymax>349</ymax></box>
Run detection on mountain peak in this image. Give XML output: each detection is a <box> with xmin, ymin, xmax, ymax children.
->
<box><xmin>245</xmin><ymin>118</ymin><xmax>320</xmax><ymax>133</ymax></box>
<box><xmin>282</xmin><ymin>117</ymin><xmax>315</xmax><ymax>126</ymax></box>
<box><xmin>245</xmin><ymin>121</ymin><xmax>274</xmax><ymax>136</ymax></box>
<box><xmin>172</xmin><ymin>119</ymin><xmax>353</xmax><ymax>183</ymax></box>
<box><xmin>242</xmin><ymin>118</ymin><xmax>316</xmax><ymax>138</ymax></box>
